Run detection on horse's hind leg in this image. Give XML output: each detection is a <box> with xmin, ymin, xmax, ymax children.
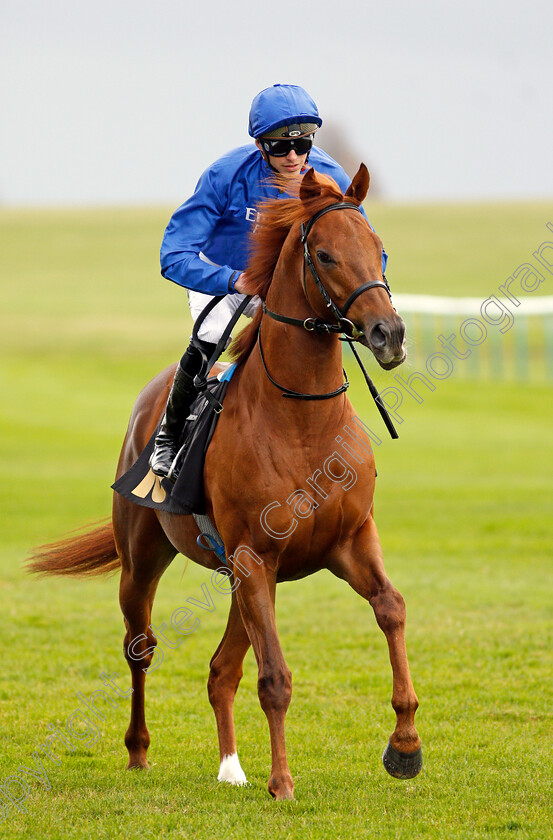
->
<box><xmin>330</xmin><ymin>515</ymin><xmax>422</xmax><ymax>779</ymax></box>
<box><xmin>115</xmin><ymin>500</ymin><xmax>176</xmax><ymax>769</ymax></box>
<box><xmin>208</xmin><ymin>590</ymin><xmax>251</xmax><ymax>785</ymax></box>
<box><xmin>120</xmin><ymin>569</ymin><xmax>159</xmax><ymax>769</ymax></box>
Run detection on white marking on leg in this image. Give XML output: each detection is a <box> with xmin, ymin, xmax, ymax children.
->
<box><xmin>217</xmin><ymin>752</ymin><xmax>247</xmax><ymax>785</ymax></box>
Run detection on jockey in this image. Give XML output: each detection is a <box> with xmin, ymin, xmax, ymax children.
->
<box><xmin>150</xmin><ymin>83</ymin><xmax>387</xmax><ymax>479</ymax></box>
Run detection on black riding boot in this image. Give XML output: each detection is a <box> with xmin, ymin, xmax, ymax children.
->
<box><xmin>149</xmin><ymin>341</ymin><xmax>215</xmax><ymax>479</ymax></box>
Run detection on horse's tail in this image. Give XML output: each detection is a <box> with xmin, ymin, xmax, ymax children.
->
<box><xmin>26</xmin><ymin>519</ymin><xmax>120</xmax><ymax>577</ymax></box>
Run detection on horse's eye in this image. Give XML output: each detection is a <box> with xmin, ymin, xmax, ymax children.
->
<box><xmin>316</xmin><ymin>250</ymin><xmax>333</xmax><ymax>265</ymax></box>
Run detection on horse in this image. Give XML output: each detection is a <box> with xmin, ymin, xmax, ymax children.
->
<box><xmin>28</xmin><ymin>163</ymin><xmax>422</xmax><ymax>800</ymax></box>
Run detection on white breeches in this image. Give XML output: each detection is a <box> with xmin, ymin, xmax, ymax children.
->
<box><xmin>187</xmin><ymin>289</ymin><xmax>260</xmax><ymax>344</ymax></box>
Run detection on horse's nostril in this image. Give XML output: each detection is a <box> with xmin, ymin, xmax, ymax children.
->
<box><xmin>370</xmin><ymin>323</ymin><xmax>388</xmax><ymax>349</ymax></box>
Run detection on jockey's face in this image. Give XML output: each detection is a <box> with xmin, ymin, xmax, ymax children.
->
<box><xmin>255</xmin><ymin>140</ymin><xmax>308</xmax><ymax>179</ymax></box>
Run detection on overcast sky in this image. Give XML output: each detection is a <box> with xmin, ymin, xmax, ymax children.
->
<box><xmin>1</xmin><ymin>0</ymin><xmax>552</xmax><ymax>205</ymax></box>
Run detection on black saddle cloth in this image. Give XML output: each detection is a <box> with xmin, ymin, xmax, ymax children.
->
<box><xmin>112</xmin><ymin>372</ymin><xmax>232</xmax><ymax>515</ymax></box>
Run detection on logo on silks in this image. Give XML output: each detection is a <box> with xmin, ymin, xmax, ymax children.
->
<box><xmin>131</xmin><ymin>469</ymin><xmax>166</xmax><ymax>505</ymax></box>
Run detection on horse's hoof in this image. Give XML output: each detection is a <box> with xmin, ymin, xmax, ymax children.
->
<box><xmin>126</xmin><ymin>757</ymin><xmax>150</xmax><ymax>770</ymax></box>
<box><xmin>382</xmin><ymin>742</ymin><xmax>423</xmax><ymax>779</ymax></box>
<box><xmin>270</xmin><ymin>788</ymin><xmax>294</xmax><ymax>801</ymax></box>
<box><xmin>268</xmin><ymin>774</ymin><xmax>294</xmax><ymax>800</ymax></box>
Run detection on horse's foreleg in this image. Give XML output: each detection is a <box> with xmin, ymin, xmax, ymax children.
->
<box><xmin>208</xmin><ymin>591</ymin><xmax>251</xmax><ymax>785</ymax></box>
<box><xmin>233</xmin><ymin>559</ymin><xmax>293</xmax><ymax>800</ymax></box>
<box><xmin>330</xmin><ymin>515</ymin><xmax>422</xmax><ymax>779</ymax></box>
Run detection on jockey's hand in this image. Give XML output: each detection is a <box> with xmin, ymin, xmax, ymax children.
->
<box><xmin>234</xmin><ymin>272</ymin><xmax>249</xmax><ymax>294</ymax></box>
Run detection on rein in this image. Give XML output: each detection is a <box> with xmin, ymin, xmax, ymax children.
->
<box><xmin>259</xmin><ymin>200</ymin><xmax>399</xmax><ymax>438</ymax></box>
<box><xmin>257</xmin><ymin>329</ymin><xmax>350</xmax><ymax>401</ymax></box>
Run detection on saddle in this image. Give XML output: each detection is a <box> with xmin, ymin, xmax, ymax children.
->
<box><xmin>112</xmin><ymin>364</ymin><xmax>236</xmax><ymax>516</ymax></box>
<box><xmin>113</xmin><ymin>292</ymin><xmax>253</xmax><ymax>516</ymax></box>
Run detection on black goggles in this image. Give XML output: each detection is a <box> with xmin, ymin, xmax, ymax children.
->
<box><xmin>261</xmin><ymin>135</ymin><xmax>314</xmax><ymax>157</ymax></box>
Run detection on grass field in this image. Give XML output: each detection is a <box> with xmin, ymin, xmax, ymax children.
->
<box><xmin>0</xmin><ymin>202</ymin><xmax>552</xmax><ymax>839</ymax></box>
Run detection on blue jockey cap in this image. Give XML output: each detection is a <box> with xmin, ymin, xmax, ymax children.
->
<box><xmin>248</xmin><ymin>84</ymin><xmax>322</xmax><ymax>139</ymax></box>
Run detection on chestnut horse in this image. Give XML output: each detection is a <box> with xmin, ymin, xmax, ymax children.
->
<box><xmin>28</xmin><ymin>164</ymin><xmax>422</xmax><ymax>800</ymax></box>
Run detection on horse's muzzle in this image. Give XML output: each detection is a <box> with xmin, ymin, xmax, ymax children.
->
<box><xmin>363</xmin><ymin>315</ymin><xmax>406</xmax><ymax>370</ymax></box>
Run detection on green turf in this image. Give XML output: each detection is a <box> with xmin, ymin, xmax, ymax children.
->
<box><xmin>365</xmin><ymin>199</ymin><xmax>553</xmax><ymax>296</ymax></box>
<box><xmin>1</xmin><ymin>205</ymin><xmax>552</xmax><ymax>839</ymax></box>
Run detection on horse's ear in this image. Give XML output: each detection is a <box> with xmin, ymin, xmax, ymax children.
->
<box><xmin>300</xmin><ymin>168</ymin><xmax>322</xmax><ymax>204</ymax></box>
<box><xmin>345</xmin><ymin>163</ymin><xmax>370</xmax><ymax>203</ymax></box>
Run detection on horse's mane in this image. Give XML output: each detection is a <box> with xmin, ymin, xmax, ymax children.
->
<box><xmin>230</xmin><ymin>172</ymin><xmax>347</xmax><ymax>367</ymax></box>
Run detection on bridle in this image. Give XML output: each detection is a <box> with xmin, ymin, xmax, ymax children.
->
<box><xmin>261</xmin><ymin>201</ymin><xmax>392</xmax><ymax>341</ymax></box>
<box><xmin>300</xmin><ymin>202</ymin><xmax>392</xmax><ymax>337</ymax></box>
<box><xmin>258</xmin><ymin>201</ymin><xmax>399</xmax><ymax>438</ymax></box>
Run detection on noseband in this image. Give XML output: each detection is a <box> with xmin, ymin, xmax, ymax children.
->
<box><xmin>257</xmin><ymin>200</ymin><xmax>399</xmax><ymax>437</ymax></box>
